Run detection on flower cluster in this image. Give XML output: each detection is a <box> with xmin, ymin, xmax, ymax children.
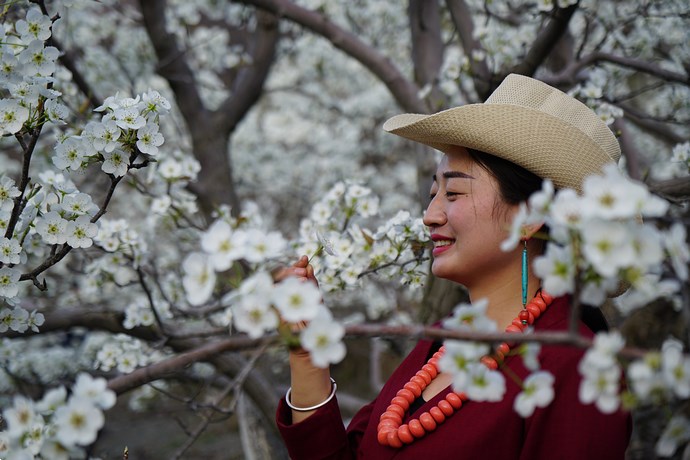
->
<box><xmin>502</xmin><ymin>164</ymin><xmax>686</xmax><ymax>314</ymax></box>
<box><xmin>439</xmin><ymin>299</ymin><xmax>555</xmax><ymax>418</ymax></box>
<box><xmin>0</xmin><ymin>373</ymin><xmax>115</xmax><ymax>459</ymax></box>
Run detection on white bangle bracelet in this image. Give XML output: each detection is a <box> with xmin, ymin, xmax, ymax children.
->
<box><xmin>285</xmin><ymin>378</ymin><xmax>337</xmax><ymax>412</ymax></box>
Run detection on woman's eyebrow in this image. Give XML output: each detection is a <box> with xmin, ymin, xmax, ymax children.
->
<box><xmin>432</xmin><ymin>171</ymin><xmax>475</xmax><ymax>181</ymax></box>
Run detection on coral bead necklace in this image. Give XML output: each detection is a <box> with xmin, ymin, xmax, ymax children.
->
<box><xmin>377</xmin><ymin>290</ymin><xmax>554</xmax><ymax>448</ymax></box>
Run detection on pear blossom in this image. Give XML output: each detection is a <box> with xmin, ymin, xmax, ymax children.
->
<box><xmin>664</xmin><ymin>223</ymin><xmax>689</xmax><ymax>281</ymax></box>
<box><xmin>158</xmin><ymin>158</ymin><xmax>183</xmax><ymax>179</ymax></box>
<box><xmin>9</xmin><ymin>81</ymin><xmax>41</xmax><ymax>105</ymax></box>
<box><xmin>549</xmin><ymin>188</ymin><xmax>584</xmax><ymax>230</ymax></box>
<box><xmin>581</xmin><ymin>165</ymin><xmax>638</xmax><ymax>219</ymax></box>
<box><xmin>0</xmin><ymin>237</ymin><xmax>21</xmax><ymax>264</ymax></box>
<box><xmin>101</xmin><ymin>150</ymin><xmax>129</xmax><ymax>177</ymax></box>
<box><xmin>52</xmin><ymin>137</ymin><xmax>91</xmax><ymax>171</ymax></box>
<box><xmin>61</xmin><ymin>193</ymin><xmax>98</xmax><ymax>216</ymax></box>
<box><xmin>661</xmin><ymin>338</ymin><xmax>690</xmax><ymax>399</ymax></box>
<box><xmin>0</xmin><ymin>267</ymin><xmax>21</xmax><ymax>298</ymax></box>
<box><xmin>113</xmin><ymin>106</ymin><xmax>146</xmax><ymax>130</ymax></box>
<box><xmin>0</xmin><ymin>99</ymin><xmax>30</xmax><ymax>135</ymax></box>
<box><xmin>656</xmin><ymin>415</ymin><xmax>690</xmax><ymax>457</ymax></box>
<box><xmin>182</xmin><ymin>252</ymin><xmax>216</xmax><ymax>306</ymax></box>
<box><xmin>136</xmin><ymin>122</ymin><xmax>164</xmax><ymax>155</ymax></box>
<box><xmin>272</xmin><ymin>277</ymin><xmax>322</xmax><ymax>323</ymax></box>
<box><xmin>36</xmin><ymin>386</ymin><xmax>68</xmax><ymax>414</ymax></box>
<box><xmin>15</xmin><ymin>7</ymin><xmax>52</xmax><ymax>42</ymax></box>
<box><xmin>578</xmin><ymin>364</ymin><xmax>621</xmax><ymax>413</ymax></box>
<box><xmin>514</xmin><ymin>371</ymin><xmax>555</xmax><ymax>417</ymax></box>
<box><xmin>18</xmin><ymin>40</ymin><xmax>59</xmax><ymax>76</ymax></box>
<box><xmin>519</xmin><ymin>341</ymin><xmax>542</xmax><ymax>371</ymax></box>
<box><xmin>3</xmin><ymin>395</ymin><xmax>39</xmax><ymax>438</ymax></box>
<box><xmin>232</xmin><ymin>300</ymin><xmax>279</xmax><ymax>339</ymax></box>
<box><xmin>243</xmin><ymin>230</ymin><xmax>286</xmax><ymax>263</ymax></box>
<box><xmin>84</xmin><ymin>120</ymin><xmax>121</xmax><ymax>152</ymax></box>
<box><xmin>438</xmin><ymin>340</ymin><xmax>490</xmax><ymax>391</ymax></box>
<box><xmin>500</xmin><ymin>202</ymin><xmax>528</xmax><ymax>251</ymax></box>
<box><xmin>627</xmin><ymin>354</ymin><xmax>665</xmax><ymax>402</ymax></box>
<box><xmin>582</xmin><ymin>220</ymin><xmax>636</xmax><ymax>278</ymax></box>
<box><xmin>300</xmin><ymin>306</ymin><xmax>346</xmax><ymax>368</ymax></box>
<box><xmin>533</xmin><ymin>244</ymin><xmax>575</xmax><ymax>296</ymax></box>
<box><xmin>65</xmin><ymin>216</ymin><xmax>98</xmax><ymax>248</ymax></box>
<box><xmin>463</xmin><ymin>363</ymin><xmax>506</xmax><ymax>402</ymax></box>
<box><xmin>0</xmin><ymin>176</ymin><xmax>21</xmax><ymax>211</ymax></box>
<box><xmin>442</xmin><ymin>298</ymin><xmax>497</xmax><ymax>332</ymax></box>
<box><xmin>141</xmin><ymin>89</ymin><xmax>171</xmax><ymax>115</ymax></box>
<box><xmin>53</xmin><ymin>397</ymin><xmax>104</xmax><ymax>447</ymax></box>
<box><xmin>72</xmin><ymin>373</ymin><xmax>116</xmax><ymax>410</ymax></box>
<box><xmin>0</xmin><ymin>50</ymin><xmax>23</xmax><ymax>84</ymax></box>
<box><xmin>44</xmin><ymin>98</ymin><xmax>69</xmax><ymax>124</ymax></box>
<box><xmin>200</xmin><ymin>220</ymin><xmax>247</xmax><ymax>270</ymax></box>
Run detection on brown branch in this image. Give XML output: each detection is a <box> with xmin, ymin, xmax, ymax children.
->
<box><xmin>408</xmin><ymin>0</ymin><xmax>444</xmax><ymax>111</ymax></box>
<box><xmin>233</xmin><ymin>0</ymin><xmax>426</xmax><ymax>113</ymax></box>
<box><xmin>509</xmin><ymin>4</ymin><xmax>579</xmax><ymax>81</ymax></box>
<box><xmin>445</xmin><ymin>0</ymin><xmax>493</xmax><ymax>99</ymax></box>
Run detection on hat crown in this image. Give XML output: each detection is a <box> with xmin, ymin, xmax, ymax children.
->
<box><xmin>486</xmin><ymin>74</ymin><xmax>620</xmax><ymax>163</ymax></box>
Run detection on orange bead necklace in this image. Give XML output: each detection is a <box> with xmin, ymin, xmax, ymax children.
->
<box><xmin>377</xmin><ymin>290</ymin><xmax>554</xmax><ymax>448</ymax></box>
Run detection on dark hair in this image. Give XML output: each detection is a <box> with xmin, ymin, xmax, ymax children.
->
<box><xmin>466</xmin><ymin>148</ymin><xmax>543</xmax><ymax>205</ymax></box>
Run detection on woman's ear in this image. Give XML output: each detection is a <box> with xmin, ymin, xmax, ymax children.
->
<box><xmin>521</xmin><ymin>222</ymin><xmax>545</xmax><ymax>241</ymax></box>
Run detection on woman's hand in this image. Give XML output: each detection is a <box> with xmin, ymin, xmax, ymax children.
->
<box><xmin>273</xmin><ymin>255</ymin><xmax>319</xmax><ymax>287</ymax></box>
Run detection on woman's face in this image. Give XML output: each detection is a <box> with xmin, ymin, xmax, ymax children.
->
<box><xmin>423</xmin><ymin>147</ymin><xmax>520</xmax><ymax>288</ymax></box>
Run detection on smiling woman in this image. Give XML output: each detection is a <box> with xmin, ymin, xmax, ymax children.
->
<box><xmin>275</xmin><ymin>74</ymin><xmax>631</xmax><ymax>459</ymax></box>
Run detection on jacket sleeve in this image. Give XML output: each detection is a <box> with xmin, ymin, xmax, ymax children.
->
<box><xmin>276</xmin><ymin>394</ymin><xmax>376</xmax><ymax>460</ymax></box>
<box><xmin>519</xmin><ymin>344</ymin><xmax>632</xmax><ymax>460</ymax></box>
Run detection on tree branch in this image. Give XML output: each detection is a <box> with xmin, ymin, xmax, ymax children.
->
<box><xmin>233</xmin><ymin>0</ymin><xmax>426</xmax><ymax>113</ymax></box>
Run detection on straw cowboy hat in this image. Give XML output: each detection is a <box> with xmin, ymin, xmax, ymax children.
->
<box><xmin>383</xmin><ymin>73</ymin><xmax>621</xmax><ymax>192</ymax></box>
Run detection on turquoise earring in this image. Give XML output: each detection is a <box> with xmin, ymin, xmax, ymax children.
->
<box><xmin>520</xmin><ymin>239</ymin><xmax>529</xmax><ymax>325</ymax></box>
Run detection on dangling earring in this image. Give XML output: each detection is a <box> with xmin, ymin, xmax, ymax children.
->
<box><xmin>520</xmin><ymin>239</ymin><xmax>529</xmax><ymax>326</ymax></box>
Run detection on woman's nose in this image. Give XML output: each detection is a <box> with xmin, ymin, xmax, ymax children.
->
<box><xmin>422</xmin><ymin>195</ymin><xmax>445</xmax><ymax>228</ymax></box>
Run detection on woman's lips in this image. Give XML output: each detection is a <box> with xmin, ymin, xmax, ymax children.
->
<box><xmin>430</xmin><ymin>234</ymin><xmax>455</xmax><ymax>256</ymax></box>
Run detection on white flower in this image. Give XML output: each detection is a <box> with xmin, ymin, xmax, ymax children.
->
<box><xmin>300</xmin><ymin>306</ymin><xmax>346</xmax><ymax>368</ymax></box>
<box><xmin>514</xmin><ymin>371</ymin><xmax>555</xmax><ymax>417</ymax></box>
<box><xmin>0</xmin><ymin>176</ymin><xmax>21</xmax><ymax>211</ymax></box>
<box><xmin>627</xmin><ymin>354</ymin><xmax>664</xmax><ymax>401</ymax></box>
<box><xmin>84</xmin><ymin>120</ymin><xmax>121</xmax><ymax>152</ymax></box>
<box><xmin>665</xmin><ymin>223</ymin><xmax>690</xmax><ymax>281</ymax></box>
<box><xmin>581</xmin><ymin>165</ymin><xmax>638</xmax><ymax>219</ymax></box>
<box><xmin>519</xmin><ymin>341</ymin><xmax>542</xmax><ymax>371</ymax></box>
<box><xmin>315</xmin><ymin>230</ymin><xmax>338</xmax><ymax>256</ymax></box>
<box><xmin>158</xmin><ymin>158</ymin><xmax>183</xmax><ymax>179</ymax></box>
<box><xmin>52</xmin><ymin>137</ymin><xmax>91</xmax><ymax>171</ymax></box>
<box><xmin>232</xmin><ymin>300</ymin><xmax>279</xmax><ymax>339</ymax></box>
<box><xmin>463</xmin><ymin>363</ymin><xmax>506</xmax><ymax>402</ymax></box>
<box><xmin>0</xmin><ymin>267</ymin><xmax>21</xmax><ymax>298</ymax></box>
<box><xmin>45</xmin><ymin>98</ymin><xmax>69</xmax><ymax>124</ymax></box>
<box><xmin>18</xmin><ymin>40</ymin><xmax>59</xmax><ymax>76</ymax></box>
<box><xmin>0</xmin><ymin>236</ymin><xmax>21</xmax><ymax>264</ymax></box>
<box><xmin>438</xmin><ymin>340</ymin><xmax>490</xmax><ymax>391</ymax></box>
<box><xmin>182</xmin><ymin>252</ymin><xmax>216</xmax><ymax>306</ymax></box>
<box><xmin>200</xmin><ymin>220</ymin><xmax>246</xmax><ymax>271</ymax></box>
<box><xmin>113</xmin><ymin>106</ymin><xmax>146</xmax><ymax>130</ymax></box>
<box><xmin>272</xmin><ymin>277</ymin><xmax>322</xmax><ymax>323</ymax></box>
<box><xmin>656</xmin><ymin>415</ymin><xmax>690</xmax><ymax>457</ymax></box>
<box><xmin>243</xmin><ymin>230</ymin><xmax>286</xmax><ymax>263</ymax></box>
<box><xmin>61</xmin><ymin>192</ymin><xmax>98</xmax><ymax>217</ymax></box>
<box><xmin>36</xmin><ymin>386</ymin><xmax>67</xmax><ymax>414</ymax></box>
<box><xmin>35</xmin><ymin>211</ymin><xmax>69</xmax><ymax>245</ymax></box>
<box><xmin>27</xmin><ymin>310</ymin><xmax>45</xmax><ymax>332</ymax></box>
<box><xmin>151</xmin><ymin>195</ymin><xmax>171</xmax><ymax>215</ymax></box>
<box><xmin>136</xmin><ymin>122</ymin><xmax>164</xmax><ymax>155</ymax></box>
<box><xmin>0</xmin><ymin>99</ymin><xmax>30</xmax><ymax>135</ymax></box>
<box><xmin>578</xmin><ymin>365</ymin><xmax>621</xmax><ymax>413</ymax></box>
<box><xmin>533</xmin><ymin>243</ymin><xmax>575</xmax><ymax>296</ymax></box>
<box><xmin>500</xmin><ymin>202</ymin><xmax>528</xmax><ymax>252</ymax></box>
<box><xmin>15</xmin><ymin>7</ymin><xmax>52</xmax><ymax>41</ymax></box>
<box><xmin>3</xmin><ymin>395</ymin><xmax>39</xmax><ymax>438</ymax></box>
<box><xmin>65</xmin><ymin>215</ymin><xmax>98</xmax><ymax>248</ymax></box>
<box><xmin>582</xmin><ymin>220</ymin><xmax>636</xmax><ymax>278</ymax></box>
<box><xmin>442</xmin><ymin>298</ymin><xmax>497</xmax><ymax>333</ymax></box>
<box><xmin>53</xmin><ymin>397</ymin><xmax>104</xmax><ymax>447</ymax></box>
<box><xmin>141</xmin><ymin>89</ymin><xmax>171</xmax><ymax>115</ymax></box>
<box><xmin>101</xmin><ymin>150</ymin><xmax>129</xmax><ymax>177</ymax></box>
<box><xmin>528</xmin><ymin>179</ymin><xmax>554</xmax><ymax>221</ymax></box>
<box><xmin>549</xmin><ymin>188</ymin><xmax>584</xmax><ymax>229</ymax></box>
<box><xmin>661</xmin><ymin>338</ymin><xmax>690</xmax><ymax>399</ymax></box>
<box><xmin>72</xmin><ymin>373</ymin><xmax>116</xmax><ymax>410</ymax></box>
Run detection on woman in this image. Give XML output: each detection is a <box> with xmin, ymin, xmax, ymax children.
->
<box><xmin>276</xmin><ymin>74</ymin><xmax>631</xmax><ymax>459</ymax></box>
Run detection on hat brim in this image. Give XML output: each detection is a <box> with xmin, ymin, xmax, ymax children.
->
<box><xmin>383</xmin><ymin>104</ymin><xmax>615</xmax><ymax>192</ymax></box>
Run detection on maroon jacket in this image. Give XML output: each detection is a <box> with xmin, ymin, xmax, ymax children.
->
<box><xmin>277</xmin><ymin>296</ymin><xmax>632</xmax><ymax>459</ymax></box>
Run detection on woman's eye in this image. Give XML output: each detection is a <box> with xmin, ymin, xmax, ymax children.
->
<box><xmin>445</xmin><ymin>191</ymin><xmax>461</xmax><ymax>198</ymax></box>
